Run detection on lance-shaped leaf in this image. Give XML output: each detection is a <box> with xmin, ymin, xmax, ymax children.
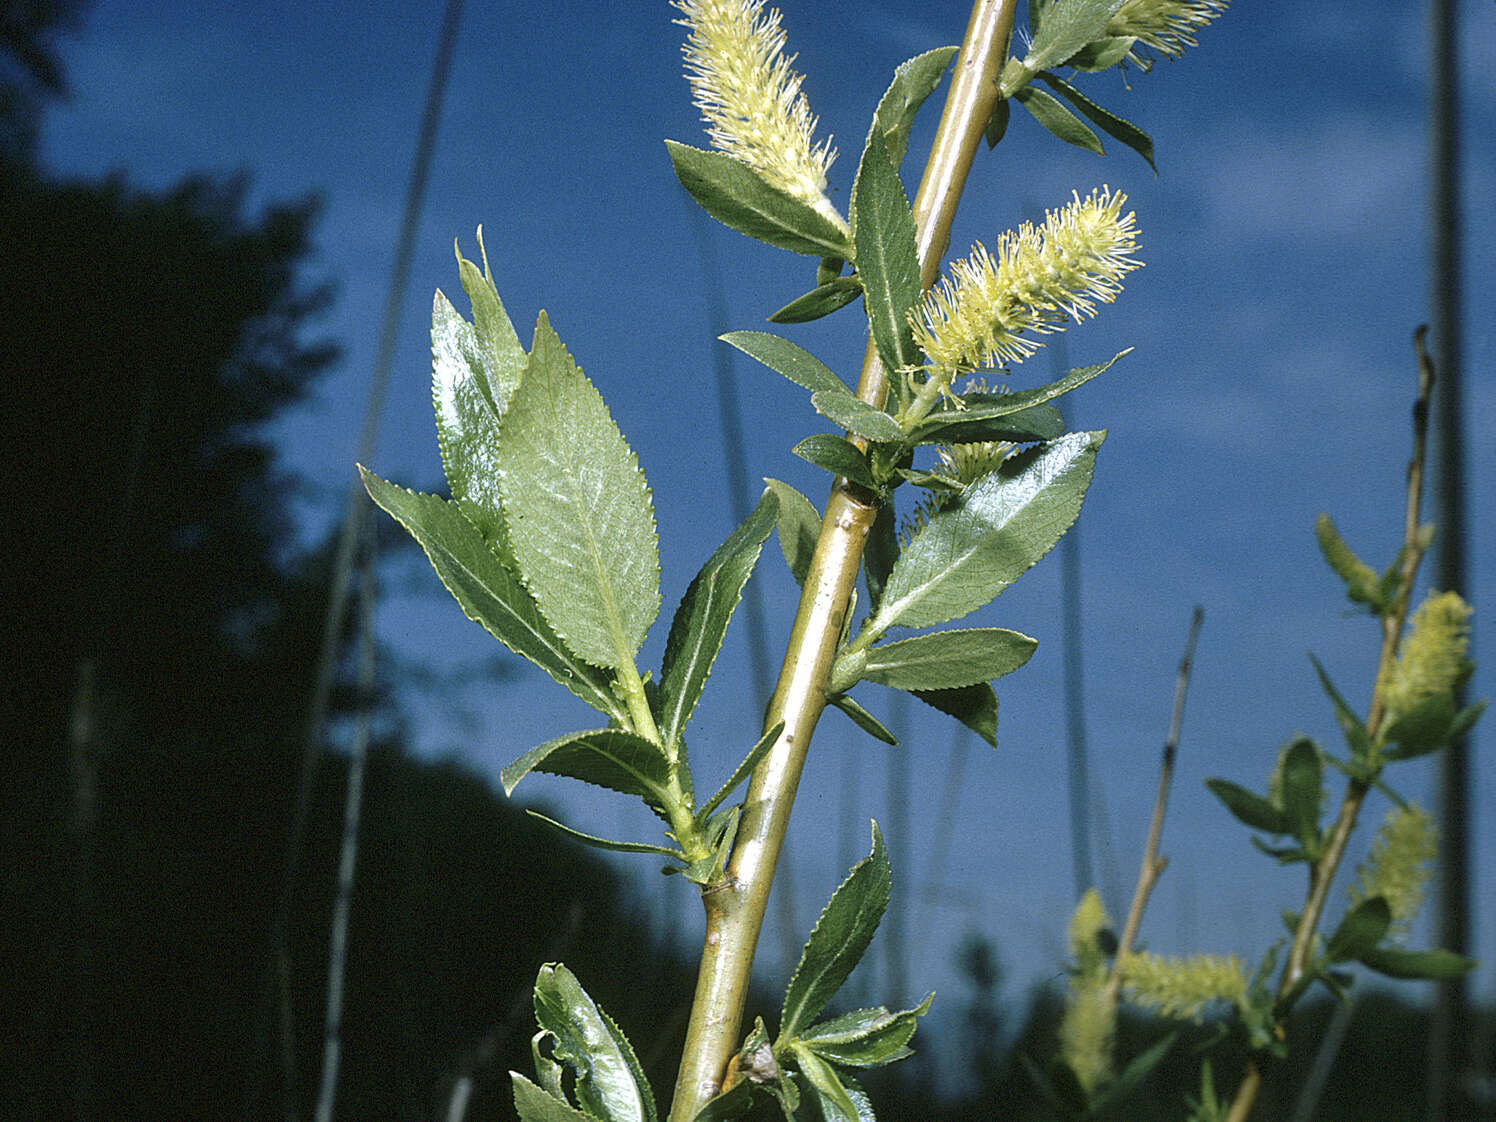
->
<box><xmin>1385</xmin><ymin>699</ymin><xmax>1486</xmax><ymax>761</ymax></box>
<box><xmin>1090</xmin><ymin>1032</ymin><xmax>1178</xmax><ymax>1113</ymax></box>
<box><xmin>360</xmin><ymin>469</ymin><xmax>624</xmax><ymax>721</ymax></box>
<box><xmin>913</xmin><ymin>682</ymin><xmax>999</xmax><ymax>747</ymax></box>
<box><xmin>1359</xmin><ymin>946</ymin><xmax>1477</xmax><ymax>980</ymax></box>
<box><xmin>1326</xmin><ymin>897</ymin><xmax>1391</xmax><ymax>963</ymax></box>
<box><xmin>532</xmin><ymin>964</ymin><xmax>656</xmax><ymax>1122</ymax></box>
<box><xmin>859</xmin><ymin>628</ymin><xmax>1038</xmax><ymax>691</ymax></box>
<box><xmin>1022</xmin><ymin>0</ymin><xmax>1128</xmax><ymax>72</ymax></box>
<box><xmin>722</xmin><ymin>330</ymin><xmax>844</xmax><ymax>394</ymax></box>
<box><xmin>1015</xmin><ymin>85</ymin><xmax>1104</xmax><ymax>155</ymax></box>
<box><xmin>811</xmin><ymin>388</ymin><xmax>904</xmax><ymax>442</ymax></box>
<box><xmin>827</xmin><ymin>693</ymin><xmax>899</xmax><ymax>745</ymax></box>
<box><xmin>1310</xmin><ymin>655</ymin><xmax>1372</xmax><ymax>760</ymax></box>
<box><xmin>1036</xmin><ymin>72</ymin><xmax>1156</xmax><ymax>171</ymax></box>
<box><xmin>863</xmin><ymin>502</ymin><xmax>898</xmax><ymax>612</ymax></box>
<box><xmin>903</xmin><ymin>352</ymin><xmax>1127</xmax><ymax>444</ymax></box>
<box><xmin>764</xmin><ymin>478</ymin><xmax>821</xmax><ymax>586</ymax></box>
<box><xmin>697</xmin><ymin>722</ymin><xmax>785</xmax><ymax>825</ymax></box>
<box><xmin>870</xmin><ymin>46</ymin><xmax>959</xmax><ymax>169</ymax></box>
<box><xmin>1204</xmin><ymin>778</ymin><xmax>1289</xmax><ymax>835</ymax></box>
<box><xmin>526</xmin><ymin>811</ymin><xmax>685</xmax><ymax>860</ymax></box>
<box><xmin>792</xmin><ymin>434</ymin><xmax>879</xmax><ymax>491</ymax></box>
<box><xmin>501</xmin><ymin>728</ymin><xmax>672</xmax><ymax>806</ymax></box>
<box><xmin>659</xmin><ymin>492</ymin><xmax>779</xmax><ymax>748</ymax></box>
<box><xmin>666</xmin><ymin>141</ymin><xmax>853</xmax><ymax>259</ymax></box>
<box><xmin>871</xmin><ymin>431</ymin><xmax>1104</xmax><ymax>631</ymax></box>
<box><xmin>1279</xmin><ymin>737</ymin><xmax>1324</xmax><ymax>850</ymax></box>
<box><xmin>781</xmin><ymin>823</ymin><xmax>892</xmax><ymax>1040</ymax></box>
<box><xmin>851</xmin><ymin>129</ymin><xmax>922</xmax><ymax>384</ymax></box>
<box><xmin>512</xmin><ymin>1073</ymin><xmax>594</xmax><ymax>1122</ymax></box>
<box><xmin>497</xmin><ymin>313</ymin><xmax>661</xmax><ymax>670</ymax></box>
<box><xmin>798</xmin><ymin>994</ymin><xmax>933</xmax><ymax>1068</ymax></box>
<box><xmin>910</xmin><ymin>402</ymin><xmax>1065</xmax><ymax>447</ymax></box>
<box><xmin>432</xmin><ymin>289</ymin><xmax>506</xmax><ymax>538</ymax></box>
<box><xmin>789</xmin><ymin>1044</ymin><xmax>862</xmax><ymax>1122</ymax></box>
<box><xmin>769</xmin><ymin>276</ymin><xmax>863</xmax><ymax>324</ymax></box>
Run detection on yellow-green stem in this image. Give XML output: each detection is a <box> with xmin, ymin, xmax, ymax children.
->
<box><xmin>665</xmin><ymin>3</ymin><xmax>1018</xmax><ymax>1118</ymax></box>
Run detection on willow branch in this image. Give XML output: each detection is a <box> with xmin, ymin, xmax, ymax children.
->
<box><xmin>666</xmin><ymin>3</ymin><xmax>1018</xmax><ymax>1117</ymax></box>
<box><xmin>1225</xmin><ymin>329</ymin><xmax>1436</xmax><ymax>1122</ymax></box>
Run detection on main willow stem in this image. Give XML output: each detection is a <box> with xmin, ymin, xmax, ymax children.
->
<box><xmin>667</xmin><ymin>2</ymin><xmax>1018</xmax><ymax>1117</ymax></box>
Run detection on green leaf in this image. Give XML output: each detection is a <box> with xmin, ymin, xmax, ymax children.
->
<box><xmin>769</xmin><ymin>277</ymin><xmax>864</xmax><ymax>324</ymax></box>
<box><xmin>781</xmin><ymin>823</ymin><xmax>892</xmax><ymax>1040</ymax></box>
<box><xmin>826</xmin><ymin>693</ymin><xmax>899</xmax><ymax>746</ymax></box>
<box><xmin>799</xmin><ymin>993</ymin><xmax>932</xmax><ymax>1068</ymax></box>
<box><xmin>1014</xmin><ymin>86</ymin><xmax>1105</xmax><ymax>155</ymax></box>
<box><xmin>698</xmin><ymin>721</ymin><xmax>786</xmax><ymax>825</ymax></box>
<box><xmin>532</xmin><ymin>963</ymin><xmax>656</xmax><ymax>1122</ymax></box>
<box><xmin>1035</xmin><ymin>72</ymin><xmax>1156</xmax><ymax>170</ymax></box>
<box><xmin>1204</xmin><ymin>778</ymin><xmax>1289</xmax><ymax>834</ymax></box>
<box><xmin>851</xmin><ymin>129</ymin><xmax>922</xmax><ymax>384</ymax></box>
<box><xmin>811</xmin><ymin>388</ymin><xmax>905</xmax><ymax>442</ymax></box>
<box><xmin>497</xmin><ymin>313</ymin><xmax>661</xmax><ymax>670</ymax></box>
<box><xmin>1382</xmin><ymin>693</ymin><xmax>1459</xmax><ymax>760</ymax></box>
<box><xmin>512</xmin><ymin>1073</ymin><xmax>595</xmax><ymax>1122</ymax></box>
<box><xmin>1022</xmin><ymin>0</ymin><xmax>1128</xmax><ymax>72</ymax></box>
<box><xmin>659</xmin><ymin>491</ymin><xmax>779</xmax><ymax>748</ymax></box>
<box><xmin>525</xmin><ymin>810</ymin><xmax>684</xmax><ymax>860</ymax></box>
<box><xmin>665</xmin><ymin>141</ymin><xmax>853</xmax><ymax>258</ymax></box>
<box><xmin>722</xmin><ymin>330</ymin><xmax>845</xmax><ymax>395</ymax></box>
<box><xmin>904</xmin><ymin>352</ymin><xmax>1127</xmax><ymax>444</ymax></box>
<box><xmin>792</xmin><ymin>435</ymin><xmax>879</xmax><ymax>491</ymax></box>
<box><xmin>912</xmin><ymin>682</ymin><xmax>999</xmax><ymax>746</ymax></box>
<box><xmin>501</xmin><ymin>728</ymin><xmax>671</xmax><ymax>806</ymax></box>
<box><xmin>1392</xmin><ymin>699</ymin><xmax>1488</xmax><ymax>760</ymax></box>
<box><xmin>431</xmin><ymin>282</ymin><xmax>512</xmax><ymax>541</ymax></box>
<box><xmin>1065</xmin><ymin>35</ymin><xmax>1137</xmax><ymax>71</ymax></box>
<box><xmin>789</xmin><ymin>1043</ymin><xmax>861</xmax><ymax>1122</ymax></box>
<box><xmin>872</xmin><ymin>431</ymin><xmax>1103</xmax><ymax>630</ymax></box>
<box><xmin>908</xmin><ymin>402</ymin><xmax>1065</xmax><ymax>447</ymax></box>
<box><xmin>1309</xmin><ymin>655</ymin><xmax>1372</xmax><ymax>760</ymax></box>
<box><xmin>454</xmin><ymin>229</ymin><xmax>527</xmax><ymax>410</ymax></box>
<box><xmin>870</xmin><ymin>46</ymin><xmax>959</xmax><ymax>169</ymax></box>
<box><xmin>1091</xmin><ymin>1031</ymin><xmax>1178</xmax><ymax>1112</ymax></box>
<box><xmin>860</xmin><ymin>628</ymin><xmax>1038</xmax><ymax>691</ymax></box>
<box><xmin>1326</xmin><ymin>897</ymin><xmax>1392</xmax><ymax>963</ymax></box>
<box><xmin>1280</xmin><ymin>737</ymin><xmax>1324</xmax><ymax>849</ymax></box>
<box><xmin>863</xmin><ymin>502</ymin><xmax>899</xmax><ymax>612</ymax></box>
<box><xmin>1359</xmin><ymin>946</ymin><xmax>1477</xmax><ymax>980</ymax></box>
<box><xmin>984</xmin><ymin>98</ymin><xmax>1011</xmax><ymax>148</ymax></box>
<box><xmin>1314</xmin><ymin>514</ymin><xmax>1384</xmax><ymax>611</ymax></box>
<box><xmin>690</xmin><ymin>1081</ymin><xmax>756</xmax><ymax>1122</ymax></box>
<box><xmin>764</xmin><ymin>479</ymin><xmax>822</xmax><ymax>586</ymax></box>
<box><xmin>360</xmin><ymin>469</ymin><xmax>624</xmax><ymax>722</ymax></box>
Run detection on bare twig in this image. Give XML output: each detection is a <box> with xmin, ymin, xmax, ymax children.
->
<box><xmin>1104</xmin><ymin>607</ymin><xmax>1204</xmax><ymax>1006</ymax></box>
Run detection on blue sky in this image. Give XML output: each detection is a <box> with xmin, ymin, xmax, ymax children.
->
<box><xmin>40</xmin><ymin>0</ymin><xmax>1496</xmax><ymax>1056</ymax></box>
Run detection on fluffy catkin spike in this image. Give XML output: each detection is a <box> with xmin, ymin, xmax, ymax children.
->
<box><xmin>1068</xmin><ymin>888</ymin><xmax>1113</xmax><ymax>979</ymax></box>
<box><xmin>1351</xmin><ymin>803</ymin><xmax>1437</xmax><ymax>935</ymax></box>
<box><xmin>674</xmin><ymin>0</ymin><xmax>846</xmax><ymax>233</ymax></box>
<box><xmin>1383</xmin><ymin>591</ymin><xmax>1473</xmax><ymax>724</ymax></box>
<box><xmin>1119</xmin><ymin>952</ymin><xmax>1247</xmax><ymax>1021</ymax></box>
<box><xmin>1108</xmin><ymin>0</ymin><xmax>1229</xmax><ymax>61</ymax></box>
<box><xmin>1059</xmin><ymin>980</ymin><xmax>1115</xmax><ymax>1093</ymax></box>
<box><xmin>911</xmin><ymin>188</ymin><xmax>1141</xmax><ymax>381</ymax></box>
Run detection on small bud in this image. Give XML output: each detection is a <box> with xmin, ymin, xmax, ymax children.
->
<box><xmin>911</xmin><ymin>188</ymin><xmax>1141</xmax><ymax>383</ymax></box>
<box><xmin>675</xmin><ymin>0</ymin><xmax>846</xmax><ymax>233</ymax></box>
<box><xmin>1351</xmin><ymin>802</ymin><xmax>1437</xmax><ymax>936</ymax></box>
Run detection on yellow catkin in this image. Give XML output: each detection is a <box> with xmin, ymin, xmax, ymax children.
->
<box><xmin>1383</xmin><ymin>590</ymin><xmax>1473</xmax><ymax>720</ymax></box>
<box><xmin>1108</xmin><ymin>0</ymin><xmax>1229</xmax><ymax>61</ymax></box>
<box><xmin>674</xmin><ymin>0</ymin><xmax>845</xmax><ymax>232</ymax></box>
<box><xmin>911</xmin><ymin>188</ymin><xmax>1141</xmax><ymax>380</ymax></box>
<box><xmin>1059</xmin><ymin>979</ymin><xmax>1115</xmax><ymax>1093</ymax></box>
<box><xmin>1350</xmin><ymin>803</ymin><xmax>1437</xmax><ymax>934</ymax></box>
<box><xmin>1119</xmin><ymin>952</ymin><xmax>1247</xmax><ymax>1021</ymax></box>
